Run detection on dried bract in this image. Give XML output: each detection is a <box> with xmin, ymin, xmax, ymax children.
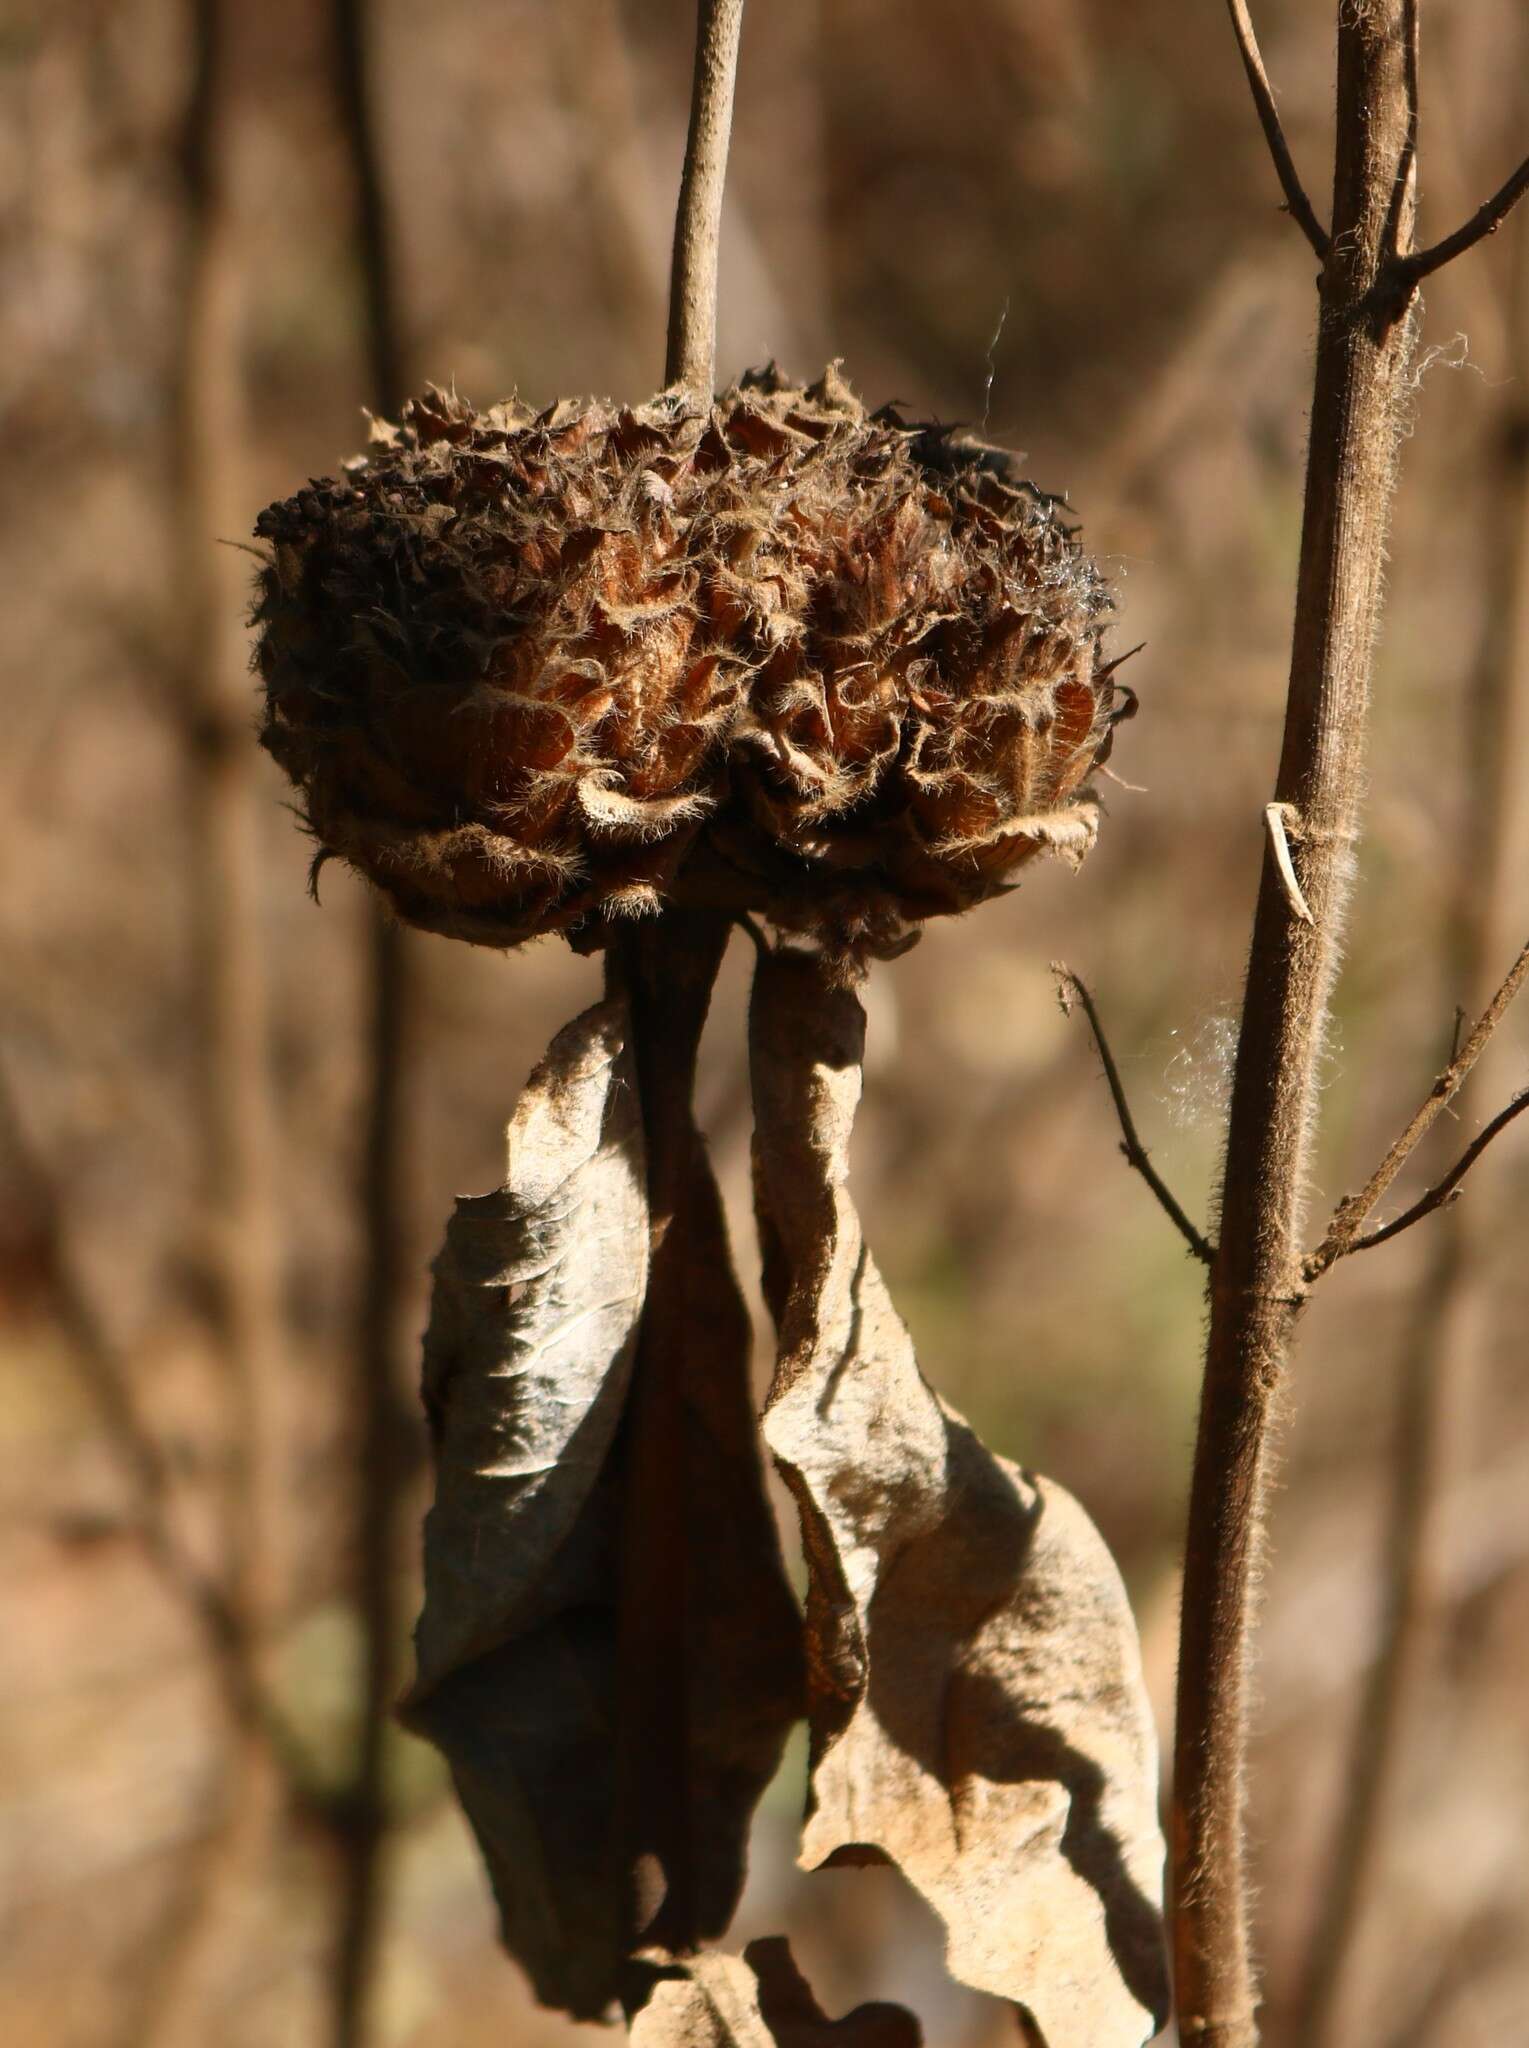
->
<box><xmin>256</xmin><ymin>367</ymin><xmax>1121</xmax><ymax>966</ymax></box>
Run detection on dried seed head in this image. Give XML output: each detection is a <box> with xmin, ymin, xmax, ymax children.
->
<box><xmin>255</xmin><ymin>367</ymin><xmax>1125</xmax><ymax>968</ymax></box>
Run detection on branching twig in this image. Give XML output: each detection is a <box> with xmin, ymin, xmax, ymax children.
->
<box><xmin>1333</xmin><ymin>1090</ymin><xmax>1529</xmax><ymax>1260</ymax></box>
<box><xmin>1305</xmin><ymin>936</ymin><xmax>1529</xmax><ymax>1279</ymax></box>
<box><xmin>666</xmin><ymin>0</ymin><xmax>747</xmax><ymax>394</ymax></box>
<box><xmin>1052</xmin><ymin>965</ymin><xmax>1214</xmax><ymax>1265</ymax></box>
<box><xmin>1223</xmin><ymin>0</ymin><xmax>1330</xmax><ymax>259</ymax></box>
<box><xmin>1404</xmin><ymin>150</ymin><xmax>1529</xmax><ymax>283</ymax></box>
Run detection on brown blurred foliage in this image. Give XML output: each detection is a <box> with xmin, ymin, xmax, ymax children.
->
<box><xmin>1</xmin><ymin>3</ymin><xmax>1526</xmax><ymax>2045</ymax></box>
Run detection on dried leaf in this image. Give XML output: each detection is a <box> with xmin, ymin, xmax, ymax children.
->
<box><xmin>604</xmin><ymin>915</ymin><xmax>805</xmax><ymax>1964</ymax></box>
<box><xmin>401</xmin><ymin>994</ymin><xmax>648</xmax><ymax>2015</ymax></box>
<box><xmin>630</xmin><ymin>1939</ymin><xmax>921</xmax><ymax>2047</ymax></box>
<box><xmin>404</xmin><ymin>952</ymin><xmax>802</xmax><ymax>2022</ymax></box>
<box><xmin>749</xmin><ymin>950</ymin><xmax>1170</xmax><ymax>2048</ymax></box>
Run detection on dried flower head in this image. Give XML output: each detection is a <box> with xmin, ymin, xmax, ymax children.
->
<box><xmin>255</xmin><ymin>366</ymin><xmax>1128</xmax><ymax>967</ymax></box>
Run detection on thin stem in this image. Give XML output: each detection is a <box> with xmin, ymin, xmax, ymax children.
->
<box><xmin>607</xmin><ymin>910</ymin><xmax>732</xmax><ymax>1953</ymax></box>
<box><xmin>1305</xmin><ymin>935</ymin><xmax>1529</xmax><ymax>1280</ymax></box>
<box><xmin>151</xmin><ymin>11</ymin><xmax>292</xmax><ymax>2038</ymax></box>
<box><xmin>1336</xmin><ymin>1090</ymin><xmax>1529</xmax><ymax>1258</ymax></box>
<box><xmin>1405</xmin><ymin>150</ymin><xmax>1529</xmax><ymax>282</ymax></box>
<box><xmin>1293</xmin><ymin>182</ymin><xmax>1529</xmax><ymax>2048</ymax></box>
<box><xmin>1052</xmin><ymin>965</ymin><xmax>1215</xmax><ymax>1265</ymax></box>
<box><xmin>1172</xmin><ymin>9</ymin><xmax>1419</xmax><ymax>2042</ymax></box>
<box><xmin>331</xmin><ymin>4</ymin><xmax>415</xmax><ymax>2044</ymax></box>
<box><xmin>1222</xmin><ymin>0</ymin><xmax>1331</xmax><ymax>258</ymax></box>
<box><xmin>176</xmin><ymin>0</ymin><xmax>285</xmax><ymax>1668</ymax></box>
<box><xmin>666</xmin><ymin>0</ymin><xmax>747</xmax><ymax>394</ymax></box>
<box><xmin>1381</xmin><ymin>0</ymin><xmax>1420</xmax><ymax>261</ymax></box>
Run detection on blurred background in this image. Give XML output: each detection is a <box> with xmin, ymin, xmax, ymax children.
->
<box><xmin>2</xmin><ymin>2</ymin><xmax>1526</xmax><ymax>2043</ymax></box>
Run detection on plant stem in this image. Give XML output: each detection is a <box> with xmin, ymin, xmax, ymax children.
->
<box><xmin>1171</xmin><ymin>9</ymin><xmax>1419</xmax><ymax>2042</ymax></box>
<box><xmin>666</xmin><ymin>0</ymin><xmax>747</xmax><ymax>395</ymax></box>
<box><xmin>1291</xmin><ymin>177</ymin><xmax>1529</xmax><ymax>2048</ymax></box>
<box><xmin>145</xmin><ymin>5</ymin><xmax>287</xmax><ymax>2040</ymax></box>
<box><xmin>607</xmin><ymin>909</ymin><xmax>732</xmax><ymax>1955</ymax></box>
<box><xmin>177</xmin><ymin>0</ymin><xmax>284</xmax><ymax>1686</ymax></box>
<box><xmin>331</xmin><ymin>4</ymin><xmax>415</xmax><ymax>2043</ymax></box>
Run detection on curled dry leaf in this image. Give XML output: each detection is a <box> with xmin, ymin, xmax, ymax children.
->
<box><xmin>402</xmin><ymin>968</ymin><xmax>800</xmax><ymax>2020</ymax></box>
<box><xmin>630</xmin><ymin>1938</ymin><xmax>921</xmax><ymax>2048</ymax></box>
<box><xmin>602</xmin><ymin>914</ymin><xmax>805</xmax><ymax>1969</ymax></box>
<box><xmin>749</xmin><ymin>949</ymin><xmax>1170</xmax><ymax>2048</ymax></box>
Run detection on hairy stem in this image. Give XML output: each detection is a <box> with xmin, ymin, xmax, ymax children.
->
<box><xmin>666</xmin><ymin>0</ymin><xmax>747</xmax><ymax>395</ymax></box>
<box><xmin>1171</xmin><ymin>8</ymin><xmax>1419</xmax><ymax>2041</ymax></box>
<box><xmin>1292</xmin><ymin>178</ymin><xmax>1529</xmax><ymax>2048</ymax></box>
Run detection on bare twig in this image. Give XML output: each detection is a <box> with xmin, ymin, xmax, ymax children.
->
<box><xmin>666</xmin><ymin>0</ymin><xmax>747</xmax><ymax>394</ymax></box>
<box><xmin>1223</xmin><ymin>1</ymin><xmax>1330</xmax><ymax>259</ymax></box>
<box><xmin>330</xmin><ymin>3</ymin><xmax>418</xmax><ymax>2043</ymax></box>
<box><xmin>1305</xmin><ymin>935</ymin><xmax>1529</xmax><ymax>1280</ymax></box>
<box><xmin>1334</xmin><ymin>1091</ymin><xmax>1529</xmax><ymax>1259</ymax></box>
<box><xmin>1404</xmin><ymin>150</ymin><xmax>1529</xmax><ymax>283</ymax></box>
<box><xmin>1051</xmin><ymin>965</ymin><xmax>1214</xmax><ymax>1265</ymax></box>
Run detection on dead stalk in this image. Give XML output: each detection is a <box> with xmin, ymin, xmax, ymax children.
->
<box><xmin>1174</xmin><ymin>6</ymin><xmax>1529</xmax><ymax>2039</ymax></box>
<box><xmin>175</xmin><ymin>0</ymin><xmax>284</xmax><ymax>1678</ymax></box>
<box><xmin>141</xmin><ymin>5</ymin><xmax>288</xmax><ymax>2039</ymax></box>
<box><xmin>330</xmin><ymin>2</ymin><xmax>416</xmax><ymax>2041</ymax></box>
<box><xmin>666</xmin><ymin>0</ymin><xmax>747</xmax><ymax>395</ymax></box>
<box><xmin>609</xmin><ymin>0</ymin><xmax>746</xmax><ymax>1944</ymax></box>
<box><xmin>1172</xmin><ymin>10</ymin><xmax>1419</xmax><ymax>2042</ymax></box>
<box><xmin>607</xmin><ymin>910</ymin><xmax>733</xmax><ymax>1962</ymax></box>
<box><xmin>1292</xmin><ymin>182</ymin><xmax>1529</xmax><ymax>2048</ymax></box>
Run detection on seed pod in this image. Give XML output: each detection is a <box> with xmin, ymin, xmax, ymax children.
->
<box><xmin>255</xmin><ymin>367</ymin><xmax>1126</xmax><ymax>967</ymax></box>
<box><xmin>255</xmin><ymin>385</ymin><xmax>748</xmax><ymax>947</ymax></box>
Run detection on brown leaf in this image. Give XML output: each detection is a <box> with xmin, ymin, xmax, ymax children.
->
<box><xmin>605</xmin><ymin>914</ymin><xmax>806</xmax><ymax>1964</ymax></box>
<box><xmin>403</xmin><ymin>925</ymin><xmax>803</xmax><ymax>2022</ymax></box>
<box><xmin>630</xmin><ymin>1939</ymin><xmax>921</xmax><ymax>2047</ymax></box>
<box><xmin>749</xmin><ymin>949</ymin><xmax>1170</xmax><ymax>2048</ymax></box>
<box><xmin>401</xmin><ymin>994</ymin><xmax>649</xmax><ymax>2016</ymax></box>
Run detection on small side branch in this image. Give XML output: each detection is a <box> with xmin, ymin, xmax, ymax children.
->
<box><xmin>1265</xmin><ymin>803</ymin><xmax>1315</xmax><ymax>924</ymax></box>
<box><xmin>1306</xmin><ymin>936</ymin><xmax>1529</xmax><ymax>1279</ymax></box>
<box><xmin>1223</xmin><ymin>0</ymin><xmax>1331</xmax><ymax>259</ymax></box>
<box><xmin>1404</xmin><ymin>150</ymin><xmax>1529</xmax><ymax>283</ymax></box>
<box><xmin>666</xmin><ymin>0</ymin><xmax>747</xmax><ymax>396</ymax></box>
<box><xmin>1053</xmin><ymin>965</ymin><xmax>1216</xmax><ymax>1266</ymax></box>
<box><xmin>1333</xmin><ymin>1089</ymin><xmax>1529</xmax><ymax>1262</ymax></box>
